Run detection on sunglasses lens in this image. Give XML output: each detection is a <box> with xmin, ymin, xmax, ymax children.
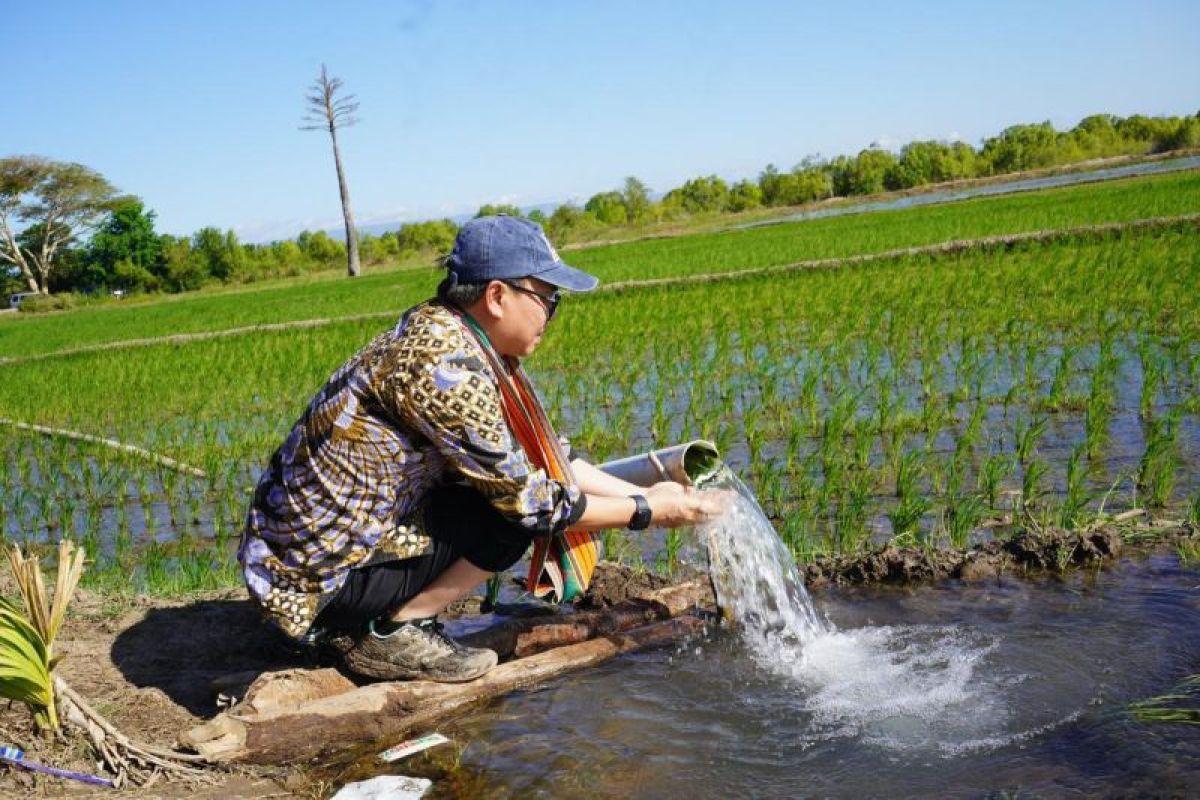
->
<box><xmin>505</xmin><ymin>281</ymin><xmax>559</xmax><ymax>321</ymax></box>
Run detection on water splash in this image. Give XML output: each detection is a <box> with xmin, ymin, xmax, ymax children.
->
<box><xmin>698</xmin><ymin>468</ymin><xmax>829</xmax><ymax>649</ymax></box>
<box><xmin>697</xmin><ymin>468</ymin><xmax>1040</xmax><ymax>753</ymax></box>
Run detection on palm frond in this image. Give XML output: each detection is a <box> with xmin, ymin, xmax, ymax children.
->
<box><xmin>6</xmin><ymin>546</ymin><xmax>51</xmax><ymax>640</ymax></box>
<box><xmin>48</xmin><ymin>539</ymin><xmax>86</xmax><ymax>646</ymax></box>
<box><xmin>0</xmin><ymin>597</ymin><xmax>55</xmax><ymax>727</ymax></box>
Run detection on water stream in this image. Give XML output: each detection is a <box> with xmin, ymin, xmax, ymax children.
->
<box><xmin>429</xmin><ymin>474</ymin><xmax>1200</xmax><ymax>797</ymax></box>
<box><xmin>698</xmin><ymin>469</ymin><xmax>1041</xmax><ymax>755</ymax></box>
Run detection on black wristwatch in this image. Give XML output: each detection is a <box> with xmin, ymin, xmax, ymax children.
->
<box><xmin>627</xmin><ymin>494</ymin><xmax>652</xmax><ymax>530</ymax></box>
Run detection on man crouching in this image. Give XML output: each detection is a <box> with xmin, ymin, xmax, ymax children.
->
<box><xmin>238</xmin><ymin>215</ymin><xmax>723</xmax><ymax>682</ymax></box>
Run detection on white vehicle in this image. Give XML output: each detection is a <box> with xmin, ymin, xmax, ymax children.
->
<box><xmin>8</xmin><ymin>291</ymin><xmax>39</xmax><ymax>309</ymax></box>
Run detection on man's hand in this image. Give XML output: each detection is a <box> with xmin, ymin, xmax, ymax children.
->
<box><xmin>643</xmin><ymin>482</ymin><xmax>731</xmax><ymax>528</ymax></box>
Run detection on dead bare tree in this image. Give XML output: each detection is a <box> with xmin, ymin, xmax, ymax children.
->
<box><xmin>301</xmin><ymin>64</ymin><xmax>361</xmax><ymax>278</ymax></box>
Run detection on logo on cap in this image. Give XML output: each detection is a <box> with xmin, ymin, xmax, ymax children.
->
<box><xmin>538</xmin><ymin>230</ymin><xmax>561</xmax><ymax>264</ymax></box>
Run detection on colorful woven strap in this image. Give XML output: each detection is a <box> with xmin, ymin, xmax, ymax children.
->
<box><xmin>452</xmin><ymin>308</ymin><xmax>599</xmax><ymax>602</ymax></box>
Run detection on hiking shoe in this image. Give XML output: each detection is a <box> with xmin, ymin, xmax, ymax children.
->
<box><xmin>341</xmin><ymin>616</ymin><xmax>498</xmax><ymax>683</ymax></box>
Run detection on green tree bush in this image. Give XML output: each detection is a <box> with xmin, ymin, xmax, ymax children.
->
<box><xmin>664</xmin><ymin>175</ymin><xmax>730</xmax><ymax>213</ymax></box>
<box><xmin>396</xmin><ymin>218</ymin><xmax>458</xmax><ymax>257</ymax></box>
<box><xmin>475</xmin><ymin>203</ymin><xmax>522</xmax><ymax>218</ymax></box>
<box><xmin>728</xmin><ymin>178</ymin><xmax>763</xmax><ymax>211</ymax></box>
<box><xmin>160</xmin><ymin>235</ymin><xmax>209</xmax><ymax>291</ymax></box>
<box><xmin>832</xmin><ymin>148</ymin><xmax>898</xmax><ymax>195</ymax></box>
<box><xmin>584</xmin><ymin>191</ymin><xmax>628</xmax><ymax>225</ymax></box>
<box><xmin>886</xmin><ymin>141</ymin><xmax>977</xmax><ymax>189</ymax></box>
<box><xmin>621</xmin><ymin>177</ymin><xmax>653</xmax><ymax>223</ymax></box>
<box><xmin>86</xmin><ymin>197</ymin><xmax>163</xmax><ymax>277</ymax></box>
<box><xmin>760</xmin><ymin>163</ymin><xmax>832</xmax><ymax>206</ymax></box>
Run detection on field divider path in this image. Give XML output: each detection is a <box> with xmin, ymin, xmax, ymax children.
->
<box><xmin>2</xmin><ymin>213</ymin><xmax>1197</xmax><ymax>368</ymax></box>
<box><xmin>0</xmin><ymin>418</ymin><xmax>208</xmax><ymax>478</ymax></box>
<box><xmin>0</xmin><ymin>310</ymin><xmax>401</xmax><ymax>367</ymax></box>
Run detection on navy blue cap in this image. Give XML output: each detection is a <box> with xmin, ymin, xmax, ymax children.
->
<box><xmin>445</xmin><ymin>215</ymin><xmax>599</xmax><ymax>292</ymax></box>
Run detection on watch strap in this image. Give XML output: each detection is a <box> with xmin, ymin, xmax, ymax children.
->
<box><xmin>627</xmin><ymin>494</ymin><xmax>652</xmax><ymax>530</ymax></box>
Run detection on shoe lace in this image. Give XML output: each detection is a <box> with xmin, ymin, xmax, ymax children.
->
<box><xmin>418</xmin><ymin>617</ymin><xmax>462</xmax><ymax>653</ymax></box>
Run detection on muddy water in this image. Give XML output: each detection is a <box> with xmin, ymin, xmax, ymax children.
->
<box><xmin>442</xmin><ymin>555</ymin><xmax>1200</xmax><ymax>798</ymax></box>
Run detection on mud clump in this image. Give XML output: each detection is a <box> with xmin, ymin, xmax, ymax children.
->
<box><xmin>1003</xmin><ymin>526</ymin><xmax>1123</xmax><ymax>569</ymax></box>
<box><xmin>956</xmin><ymin>550</ymin><xmax>1007</xmax><ymax>581</ymax></box>
<box><xmin>575</xmin><ymin>561</ymin><xmax>673</xmax><ymax>609</ymax></box>
<box><xmin>803</xmin><ymin>524</ymin><xmax>1146</xmax><ymax>588</ymax></box>
<box><xmin>802</xmin><ymin>546</ymin><xmax>960</xmax><ymax>587</ymax></box>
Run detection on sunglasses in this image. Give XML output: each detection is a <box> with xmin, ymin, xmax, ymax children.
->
<box><xmin>503</xmin><ymin>281</ymin><xmax>561</xmax><ymax>321</ymax></box>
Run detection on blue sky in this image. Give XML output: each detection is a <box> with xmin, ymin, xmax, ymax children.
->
<box><xmin>5</xmin><ymin>0</ymin><xmax>1198</xmax><ymax>241</ymax></box>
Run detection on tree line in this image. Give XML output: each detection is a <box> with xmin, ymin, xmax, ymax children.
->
<box><xmin>2</xmin><ymin>111</ymin><xmax>1197</xmax><ymax>305</ymax></box>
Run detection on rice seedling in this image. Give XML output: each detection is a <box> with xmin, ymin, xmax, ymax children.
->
<box><xmin>833</xmin><ymin>471</ymin><xmax>873</xmax><ymax>553</ymax></box>
<box><xmin>1021</xmin><ymin>459</ymin><xmax>1050</xmax><ymax>512</ymax></box>
<box><xmin>0</xmin><ymin>179</ymin><xmax>1197</xmax><ymax>586</ymax></box>
<box><xmin>977</xmin><ymin>451</ymin><xmax>1015</xmax><ymax>511</ymax></box>
<box><xmin>1058</xmin><ymin>444</ymin><xmax>1094</xmax><ymax>529</ymax></box>
<box><xmin>1187</xmin><ymin>491</ymin><xmax>1200</xmax><ymax>528</ymax></box>
<box><xmin>1176</xmin><ymin>537</ymin><xmax>1200</xmax><ymax>568</ymax></box>
<box><xmin>888</xmin><ymin>494</ymin><xmax>932</xmax><ymax>542</ymax></box>
<box><xmin>942</xmin><ymin>493</ymin><xmax>987</xmax><ymax>550</ymax></box>
<box><xmin>1137</xmin><ymin>411</ymin><xmax>1181</xmax><ymax>508</ymax></box>
<box><xmin>1014</xmin><ymin>416</ymin><xmax>1047</xmax><ymax>465</ymax></box>
<box><xmin>1139</xmin><ymin>342</ymin><xmax>1167</xmax><ymax>419</ymax></box>
<box><xmin>656</xmin><ymin>528</ymin><xmax>686</xmax><ymax>577</ymax></box>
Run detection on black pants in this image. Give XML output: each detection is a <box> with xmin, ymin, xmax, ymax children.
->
<box><xmin>313</xmin><ymin>484</ymin><xmax>533</xmax><ymax>633</ymax></box>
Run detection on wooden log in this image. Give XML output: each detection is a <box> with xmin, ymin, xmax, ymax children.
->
<box><xmin>460</xmin><ymin>577</ymin><xmax>715</xmax><ymax>659</ymax></box>
<box><xmin>181</xmin><ymin>616</ymin><xmax>707</xmax><ymax>764</ymax></box>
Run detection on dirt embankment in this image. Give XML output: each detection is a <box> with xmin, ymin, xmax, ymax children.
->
<box><xmin>0</xmin><ymin>562</ymin><xmax>685</xmax><ymax>798</ymax></box>
<box><xmin>2</xmin><ymin>530</ymin><xmax>1196</xmax><ymax>797</ymax></box>
<box><xmin>802</xmin><ymin>522</ymin><xmax>1195</xmax><ymax>588</ymax></box>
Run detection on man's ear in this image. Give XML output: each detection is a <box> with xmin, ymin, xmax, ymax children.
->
<box><xmin>481</xmin><ymin>280</ymin><xmax>507</xmax><ymax>319</ymax></box>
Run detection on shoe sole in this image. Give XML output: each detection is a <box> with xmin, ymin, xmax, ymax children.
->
<box><xmin>344</xmin><ymin>652</ymin><xmax>498</xmax><ymax>683</ymax></box>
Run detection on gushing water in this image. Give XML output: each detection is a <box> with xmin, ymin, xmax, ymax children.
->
<box><xmin>699</xmin><ymin>468</ymin><xmax>830</xmax><ymax>648</ymax></box>
<box><xmin>697</xmin><ymin>468</ymin><xmax>1048</xmax><ymax>753</ymax></box>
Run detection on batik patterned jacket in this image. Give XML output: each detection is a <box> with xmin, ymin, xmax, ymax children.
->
<box><xmin>237</xmin><ymin>301</ymin><xmax>582</xmax><ymax>638</ymax></box>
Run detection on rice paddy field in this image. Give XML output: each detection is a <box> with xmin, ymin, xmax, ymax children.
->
<box><xmin>0</xmin><ymin>167</ymin><xmax>1198</xmax><ymax>593</ymax></box>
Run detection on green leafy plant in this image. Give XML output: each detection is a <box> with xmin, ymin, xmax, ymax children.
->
<box><xmin>2</xmin><ymin>540</ymin><xmax>86</xmax><ymax>729</ymax></box>
<box><xmin>0</xmin><ymin>596</ymin><xmax>55</xmax><ymax>729</ymax></box>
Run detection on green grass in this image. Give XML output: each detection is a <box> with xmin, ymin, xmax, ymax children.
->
<box><xmin>0</xmin><ymin>168</ymin><xmax>1196</xmax><ymax>361</ymax></box>
<box><xmin>568</xmin><ymin>170</ymin><xmax>1200</xmax><ymax>283</ymax></box>
<box><xmin>1</xmin><ymin>174</ymin><xmax>1198</xmax><ymax>588</ymax></box>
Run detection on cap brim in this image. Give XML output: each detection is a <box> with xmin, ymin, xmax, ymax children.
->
<box><xmin>530</xmin><ymin>260</ymin><xmax>600</xmax><ymax>292</ymax></box>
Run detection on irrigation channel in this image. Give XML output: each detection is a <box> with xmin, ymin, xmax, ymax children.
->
<box><xmin>735</xmin><ymin>153</ymin><xmax>1200</xmax><ymax>231</ymax></box>
<box><xmin>398</xmin><ymin>473</ymin><xmax>1200</xmax><ymax>798</ymax></box>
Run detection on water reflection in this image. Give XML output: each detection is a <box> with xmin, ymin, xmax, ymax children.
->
<box><xmin>446</xmin><ymin>555</ymin><xmax>1200</xmax><ymax>798</ymax></box>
